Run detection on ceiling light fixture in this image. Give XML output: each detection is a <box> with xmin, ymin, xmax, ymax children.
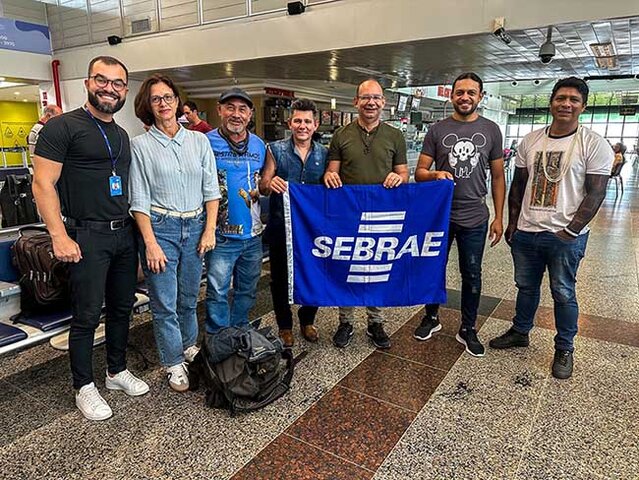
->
<box><xmin>14</xmin><ymin>91</ymin><xmax>20</xmax><ymax>95</ymax></box>
<box><xmin>0</xmin><ymin>77</ymin><xmax>5</xmax><ymax>82</ymax></box>
<box><xmin>590</xmin><ymin>42</ymin><xmax>618</xmax><ymax>71</ymax></box>
<box><xmin>330</xmin><ymin>98</ymin><xmax>336</xmax><ymax>110</ymax></box>
<box><xmin>590</xmin><ymin>42</ymin><xmax>615</xmax><ymax>58</ymax></box>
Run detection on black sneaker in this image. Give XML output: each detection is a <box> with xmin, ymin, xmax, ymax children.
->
<box><xmin>552</xmin><ymin>350</ymin><xmax>573</xmax><ymax>379</ymax></box>
<box><xmin>367</xmin><ymin>323</ymin><xmax>391</xmax><ymax>349</ymax></box>
<box><xmin>414</xmin><ymin>314</ymin><xmax>442</xmax><ymax>341</ymax></box>
<box><xmin>489</xmin><ymin>327</ymin><xmax>530</xmax><ymax>349</ymax></box>
<box><xmin>333</xmin><ymin>323</ymin><xmax>354</xmax><ymax>348</ymax></box>
<box><xmin>456</xmin><ymin>328</ymin><xmax>485</xmax><ymax>357</ymax></box>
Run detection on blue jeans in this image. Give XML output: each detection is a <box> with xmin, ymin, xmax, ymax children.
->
<box><xmin>426</xmin><ymin>220</ymin><xmax>488</xmax><ymax>329</ymax></box>
<box><xmin>205</xmin><ymin>234</ymin><xmax>263</xmax><ymax>333</ymax></box>
<box><xmin>511</xmin><ymin>230</ymin><xmax>588</xmax><ymax>351</ymax></box>
<box><xmin>140</xmin><ymin>212</ymin><xmax>204</xmax><ymax>367</ymax></box>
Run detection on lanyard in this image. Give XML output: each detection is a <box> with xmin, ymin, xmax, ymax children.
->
<box><xmin>83</xmin><ymin>106</ymin><xmax>122</xmax><ymax>175</ymax></box>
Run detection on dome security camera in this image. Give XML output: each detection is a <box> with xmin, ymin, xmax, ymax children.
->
<box><xmin>539</xmin><ymin>26</ymin><xmax>555</xmax><ymax>64</ymax></box>
<box><xmin>533</xmin><ymin>79</ymin><xmax>541</xmax><ymax>86</ymax></box>
<box><xmin>511</xmin><ymin>81</ymin><xmax>518</xmax><ymax>87</ymax></box>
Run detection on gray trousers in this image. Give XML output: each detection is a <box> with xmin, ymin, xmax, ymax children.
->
<box><xmin>338</xmin><ymin>307</ymin><xmax>384</xmax><ymax>325</ymax></box>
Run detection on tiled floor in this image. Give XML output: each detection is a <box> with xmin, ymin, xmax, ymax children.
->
<box><xmin>1</xmin><ymin>165</ymin><xmax>639</xmax><ymax>479</ymax></box>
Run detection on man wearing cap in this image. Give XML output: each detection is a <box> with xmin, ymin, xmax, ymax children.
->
<box><xmin>205</xmin><ymin>88</ymin><xmax>266</xmax><ymax>333</ymax></box>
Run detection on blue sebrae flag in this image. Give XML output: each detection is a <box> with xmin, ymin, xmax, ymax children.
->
<box><xmin>283</xmin><ymin>181</ymin><xmax>453</xmax><ymax>307</ymax></box>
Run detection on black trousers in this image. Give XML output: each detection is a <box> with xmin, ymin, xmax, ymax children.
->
<box><xmin>67</xmin><ymin>224</ymin><xmax>138</xmax><ymax>389</ymax></box>
<box><xmin>267</xmin><ymin>225</ymin><xmax>317</xmax><ymax>330</ymax></box>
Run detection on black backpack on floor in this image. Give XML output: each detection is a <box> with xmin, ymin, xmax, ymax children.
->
<box><xmin>0</xmin><ymin>174</ymin><xmax>39</xmax><ymax>227</ymax></box>
<box><xmin>189</xmin><ymin>326</ymin><xmax>297</xmax><ymax>415</ymax></box>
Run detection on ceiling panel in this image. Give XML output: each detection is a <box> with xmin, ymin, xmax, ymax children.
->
<box><xmin>128</xmin><ymin>16</ymin><xmax>639</xmax><ymax>98</ymax></box>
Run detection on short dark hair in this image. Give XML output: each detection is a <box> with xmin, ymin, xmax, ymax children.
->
<box><xmin>550</xmin><ymin>77</ymin><xmax>589</xmax><ymax>105</ymax></box>
<box><xmin>183</xmin><ymin>100</ymin><xmax>198</xmax><ymax>111</ymax></box>
<box><xmin>88</xmin><ymin>56</ymin><xmax>128</xmax><ymax>81</ymax></box>
<box><xmin>134</xmin><ymin>74</ymin><xmax>183</xmax><ymax>127</ymax></box>
<box><xmin>451</xmin><ymin>72</ymin><xmax>484</xmax><ymax>94</ymax></box>
<box><xmin>290</xmin><ymin>98</ymin><xmax>318</xmax><ymax>117</ymax></box>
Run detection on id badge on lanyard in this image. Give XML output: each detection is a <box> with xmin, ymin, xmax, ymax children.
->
<box><xmin>84</xmin><ymin>107</ymin><xmax>123</xmax><ymax>196</ymax></box>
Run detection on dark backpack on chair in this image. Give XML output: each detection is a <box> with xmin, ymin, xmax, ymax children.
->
<box><xmin>189</xmin><ymin>326</ymin><xmax>298</xmax><ymax>415</ymax></box>
<box><xmin>0</xmin><ymin>174</ymin><xmax>39</xmax><ymax>227</ymax></box>
<box><xmin>11</xmin><ymin>226</ymin><xmax>71</xmax><ymax>316</ymax></box>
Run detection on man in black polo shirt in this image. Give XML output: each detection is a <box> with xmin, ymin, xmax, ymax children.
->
<box><xmin>324</xmin><ymin>79</ymin><xmax>408</xmax><ymax>349</ymax></box>
<box><xmin>33</xmin><ymin>56</ymin><xmax>149</xmax><ymax>421</ymax></box>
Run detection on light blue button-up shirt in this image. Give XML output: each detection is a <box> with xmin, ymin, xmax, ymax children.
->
<box><xmin>129</xmin><ymin>125</ymin><xmax>221</xmax><ymax>216</ymax></box>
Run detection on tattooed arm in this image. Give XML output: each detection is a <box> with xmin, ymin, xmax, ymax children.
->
<box><xmin>557</xmin><ymin>174</ymin><xmax>609</xmax><ymax>241</ymax></box>
<box><xmin>506</xmin><ymin>167</ymin><xmax>529</xmax><ymax>245</ymax></box>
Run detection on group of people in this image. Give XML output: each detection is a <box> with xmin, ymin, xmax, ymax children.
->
<box><xmin>30</xmin><ymin>55</ymin><xmax>612</xmax><ymax>422</ymax></box>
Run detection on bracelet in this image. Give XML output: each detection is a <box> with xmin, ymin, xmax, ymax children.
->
<box><xmin>563</xmin><ymin>227</ymin><xmax>579</xmax><ymax>238</ymax></box>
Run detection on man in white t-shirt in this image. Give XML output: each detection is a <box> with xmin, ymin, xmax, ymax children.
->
<box><xmin>490</xmin><ymin>77</ymin><xmax>613</xmax><ymax>380</ymax></box>
<box><xmin>27</xmin><ymin>105</ymin><xmax>62</xmax><ymax>160</ymax></box>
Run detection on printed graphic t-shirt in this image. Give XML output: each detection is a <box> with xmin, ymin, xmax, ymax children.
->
<box><xmin>515</xmin><ymin>126</ymin><xmax>613</xmax><ymax>234</ymax></box>
<box><xmin>422</xmin><ymin>116</ymin><xmax>503</xmax><ymax>228</ymax></box>
<box><xmin>206</xmin><ymin>128</ymin><xmax>266</xmax><ymax>240</ymax></box>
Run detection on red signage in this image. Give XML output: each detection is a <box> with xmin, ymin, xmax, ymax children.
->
<box><xmin>264</xmin><ymin>87</ymin><xmax>295</xmax><ymax>98</ymax></box>
<box><xmin>437</xmin><ymin>86</ymin><xmax>452</xmax><ymax>98</ymax></box>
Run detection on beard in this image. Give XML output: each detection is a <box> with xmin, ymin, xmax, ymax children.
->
<box><xmin>88</xmin><ymin>89</ymin><xmax>125</xmax><ymax>114</ymax></box>
<box><xmin>452</xmin><ymin>101</ymin><xmax>478</xmax><ymax>117</ymax></box>
<box><xmin>224</xmin><ymin>120</ymin><xmax>246</xmax><ymax>135</ymax></box>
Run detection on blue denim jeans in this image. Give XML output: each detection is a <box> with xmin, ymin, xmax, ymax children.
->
<box><xmin>205</xmin><ymin>233</ymin><xmax>263</xmax><ymax>333</ymax></box>
<box><xmin>511</xmin><ymin>230</ymin><xmax>588</xmax><ymax>351</ymax></box>
<box><xmin>140</xmin><ymin>212</ymin><xmax>204</xmax><ymax>367</ymax></box>
<box><xmin>426</xmin><ymin>220</ymin><xmax>488</xmax><ymax>329</ymax></box>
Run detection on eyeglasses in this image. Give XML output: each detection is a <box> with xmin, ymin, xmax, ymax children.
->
<box><xmin>357</xmin><ymin>94</ymin><xmax>384</xmax><ymax>102</ymax></box>
<box><xmin>150</xmin><ymin>94</ymin><xmax>177</xmax><ymax>105</ymax></box>
<box><xmin>89</xmin><ymin>74</ymin><xmax>127</xmax><ymax>92</ymax></box>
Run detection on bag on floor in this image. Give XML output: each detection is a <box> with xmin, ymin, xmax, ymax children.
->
<box><xmin>0</xmin><ymin>174</ymin><xmax>39</xmax><ymax>227</ymax></box>
<box><xmin>11</xmin><ymin>226</ymin><xmax>70</xmax><ymax>315</ymax></box>
<box><xmin>189</xmin><ymin>326</ymin><xmax>295</xmax><ymax>415</ymax></box>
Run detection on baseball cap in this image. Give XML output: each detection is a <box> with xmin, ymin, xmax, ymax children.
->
<box><xmin>219</xmin><ymin>88</ymin><xmax>253</xmax><ymax>109</ymax></box>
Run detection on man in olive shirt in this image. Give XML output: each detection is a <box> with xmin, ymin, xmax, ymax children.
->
<box><xmin>324</xmin><ymin>79</ymin><xmax>408</xmax><ymax>349</ymax></box>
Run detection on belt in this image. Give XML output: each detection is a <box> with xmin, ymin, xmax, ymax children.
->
<box><xmin>63</xmin><ymin>216</ymin><xmax>132</xmax><ymax>231</ymax></box>
<box><xmin>150</xmin><ymin>206</ymin><xmax>203</xmax><ymax>219</ymax></box>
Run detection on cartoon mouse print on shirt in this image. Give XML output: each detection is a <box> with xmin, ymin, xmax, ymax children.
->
<box><xmin>442</xmin><ymin>132</ymin><xmax>487</xmax><ymax>178</ymax></box>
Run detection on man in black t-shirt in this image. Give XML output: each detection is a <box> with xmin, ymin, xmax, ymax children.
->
<box><xmin>33</xmin><ymin>56</ymin><xmax>149</xmax><ymax>421</ymax></box>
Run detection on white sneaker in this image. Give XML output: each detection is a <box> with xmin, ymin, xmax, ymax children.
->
<box><xmin>184</xmin><ymin>345</ymin><xmax>200</xmax><ymax>363</ymax></box>
<box><xmin>105</xmin><ymin>369</ymin><xmax>150</xmax><ymax>396</ymax></box>
<box><xmin>166</xmin><ymin>363</ymin><xmax>189</xmax><ymax>392</ymax></box>
<box><xmin>75</xmin><ymin>382</ymin><xmax>113</xmax><ymax>421</ymax></box>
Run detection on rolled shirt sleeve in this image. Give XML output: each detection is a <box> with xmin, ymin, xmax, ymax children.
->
<box><xmin>201</xmin><ymin>136</ymin><xmax>221</xmax><ymax>202</ymax></box>
<box><xmin>128</xmin><ymin>139</ymin><xmax>152</xmax><ymax>216</ymax></box>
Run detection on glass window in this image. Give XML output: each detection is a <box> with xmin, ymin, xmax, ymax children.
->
<box><xmin>591</xmin><ymin>124</ymin><xmax>607</xmax><ymax>137</ymax></box>
<box><xmin>580</xmin><ymin>110</ymin><xmax>593</xmax><ymax>123</ymax></box>
<box><xmin>534</xmin><ymin>112</ymin><xmax>549</xmax><ymax>124</ymax></box>
<box><xmin>518</xmin><ymin>124</ymin><xmax>533</xmax><ymax>136</ymax></box>
<box><xmin>621</xmin><ymin>123</ymin><xmax>639</xmax><ymax>142</ymax></box>
<box><xmin>519</xmin><ymin>114</ymin><xmax>533</xmax><ymax>124</ymax></box>
<box><xmin>608</xmin><ymin>112</ymin><xmax>624</xmax><ymax>122</ymax></box>
<box><xmin>592</xmin><ymin>111</ymin><xmax>609</xmax><ymax>123</ymax></box>
<box><xmin>507</xmin><ymin>125</ymin><xmax>519</xmax><ymax>136</ymax></box>
<box><xmin>607</xmin><ymin>124</ymin><xmax>624</xmax><ymax>138</ymax></box>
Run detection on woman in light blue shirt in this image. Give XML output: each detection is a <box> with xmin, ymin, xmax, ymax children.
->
<box><xmin>130</xmin><ymin>74</ymin><xmax>220</xmax><ymax>392</ymax></box>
